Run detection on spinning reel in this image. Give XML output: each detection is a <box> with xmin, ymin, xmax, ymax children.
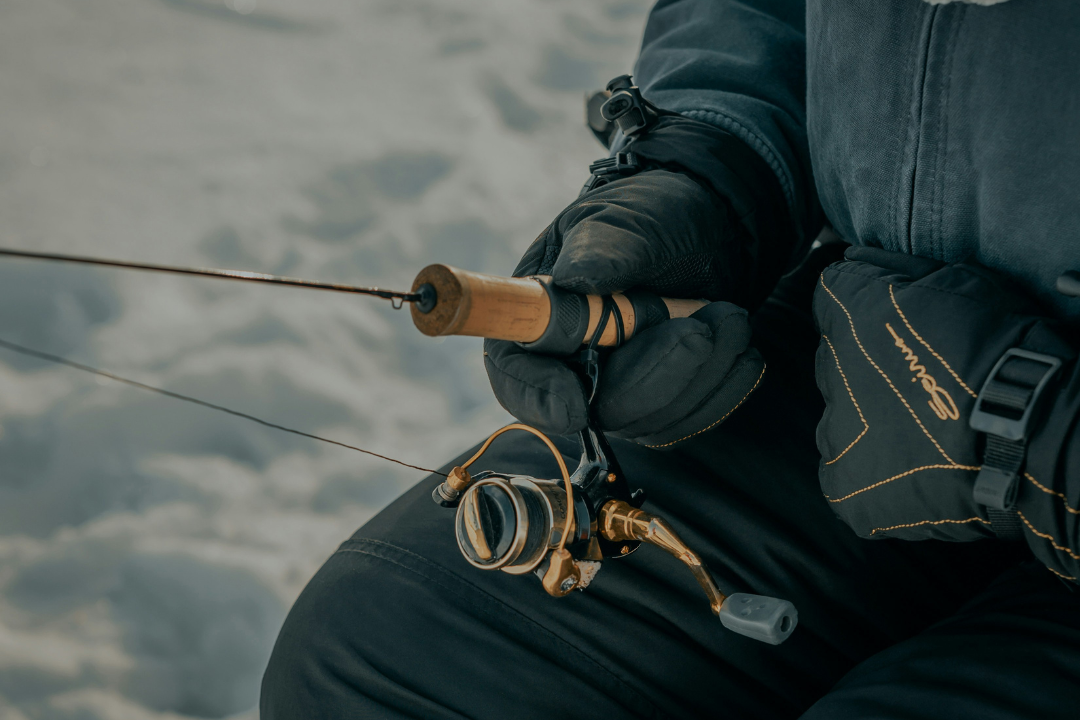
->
<box><xmin>433</xmin><ymin>300</ymin><xmax>799</xmax><ymax>645</ymax></box>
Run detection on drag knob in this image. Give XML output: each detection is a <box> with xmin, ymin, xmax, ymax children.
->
<box><xmin>456</xmin><ymin>483</ymin><xmax>517</xmax><ymax>567</ymax></box>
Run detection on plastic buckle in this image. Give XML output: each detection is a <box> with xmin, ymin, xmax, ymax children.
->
<box><xmin>969</xmin><ymin>348</ymin><xmax>1062</xmax><ymax>442</ymax></box>
<box><xmin>580</xmin><ymin>174</ymin><xmax>604</xmax><ymax>195</ymax></box>
<box><xmin>600</xmin><ymin>75</ymin><xmax>656</xmax><ymax>138</ymax></box>
<box><xmin>588</xmin><ymin>152</ymin><xmax>641</xmax><ymax>178</ymax></box>
<box><xmin>972</xmin><ymin>465</ymin><xmax>1020</xmax><ymax>510</ymax></box>
<box><xmin>580</xmin><ymin>152</ymin><xmax>642</xmax><ymax>195</ymax></box>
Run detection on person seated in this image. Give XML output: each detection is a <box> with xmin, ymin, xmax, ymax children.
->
<box><xmin>261</xmin><ymin>1</ymin><xmax>1080</xmax><ymax>717</ymax></box>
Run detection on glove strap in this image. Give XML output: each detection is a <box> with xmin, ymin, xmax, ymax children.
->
<box><xmin>584</xmin><ymin>74</ymin><xmax>669</xmax><ymax>147</ymax></box>
<box><xmin>580</xmin><ymin>152</ymin><xmax>645</xmax><ymax>195</ymax></box>
<box><xmin>970</xmin><ymin>346</ymin><xmax>1063</xmax><ymax>538</ymax></box>
<box><xmin>581</xmin><ymin>75</ymin><xmax>669</xmax><ymax>195</ymax></box>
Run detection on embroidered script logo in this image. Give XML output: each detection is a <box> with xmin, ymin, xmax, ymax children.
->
<box><xmin>885</xmin><ymin>323</ymin><xmax>959</xmax><ymax>421</ymax></box>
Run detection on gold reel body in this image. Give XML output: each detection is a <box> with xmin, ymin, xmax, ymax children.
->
<box><xmin>435</xmin><ymin>425</ymin><xmax>799</xmax><ymax>644</ymax></box>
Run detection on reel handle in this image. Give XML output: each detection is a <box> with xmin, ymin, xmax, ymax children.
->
<box><xmin>410</xmin><ymin>264</ymin><xmax>706</xmax><ymax>353</ymax></box>
<box><xmin>600</xmin><ymin>500</ymin><xmax>798</xmax><ymax>645</ymax></box>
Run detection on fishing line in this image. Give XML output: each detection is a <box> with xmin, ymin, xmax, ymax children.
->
<box><xmin>0</xmin><ymin>336</ymin><xmax>447</xmax><ymax>477</ymax></box>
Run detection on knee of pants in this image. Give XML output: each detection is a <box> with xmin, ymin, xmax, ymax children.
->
<box><xmin>259</xmin><ymin>541</ymin><xmax>468</xmax><ymax>720</ymax></box>
<box><xmin>260</xmin><ymin>536</ymin><xmax>653</xmax><ymax>720</ymax></box>
<box><xmin>800</xmin><ymin>562</ymin><xmax>1080</xmax><ymax>720</ymax></box>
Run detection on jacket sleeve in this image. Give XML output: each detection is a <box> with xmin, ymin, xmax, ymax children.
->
<box><xmin>1022</xmin><ymin>353</ymin><xmax>1080</xmax><ymax>583</ymax></box>
<box><xmin>633</xmin><ymin>0</ymin><xmax>820</xmax><ymax>246</ymax></box>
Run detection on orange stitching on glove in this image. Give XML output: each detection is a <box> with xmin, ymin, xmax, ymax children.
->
<box><xmin>885</xmin><ymin>323</ymin><xmax>960</xmax><ymax>421</ymax></box>
<box><xmin>1024</xmin><ymin>472</ymin><xmax>1080</xmax><ymax>516</ymax></box>
<box><xmin>826</xmin><ymin>463</ymin><xmax>979</xmax><ymax>503</ymax></box>
<box><xmin>1017</xmin><ymin>510</ymin><xmax>1080</xmax><ymax>561</ymax></box>
<box><xmin>819</xmin><ymin>274</ymin><xmax>958</xmax><ymax>465</ymax></box>
<box><xmin>869</xmin><ymin>517</ymin><xmax>989</xmax><ymax>536</ymax></box>
<box><xmin>643</xmin><ymin>364</ymin><xmax>766</xmax><ymax>449</ymax></box>
<box><xmin>889</xmin><ymin>284</ymin><xmax>978</xmax><ymax>399</ymax></box>
<box><xmin>1047</xmin><ymin>566</ymin><xmax>1076</xmax><ymax>581</ymax></box>
<box><xmin>821</xmin><ymin>334</ymin><xmax>869</xmax><ymax>465</ymax></box>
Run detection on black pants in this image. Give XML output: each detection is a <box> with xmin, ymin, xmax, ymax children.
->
<box><xmin>261</xmin><ymin>255</ymin><xmax>1080</xmax><ymax>719</ymax></box>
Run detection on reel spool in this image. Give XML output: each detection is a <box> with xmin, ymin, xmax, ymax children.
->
<box><xmin>455</xmin><ymin>473</ymin><xmax>588</xmax><ymax>576</ymax></box>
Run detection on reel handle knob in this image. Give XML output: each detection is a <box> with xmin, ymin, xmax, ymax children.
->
<box><xmin>718</xmin><ymin>594</ymin><xmax>798</xmax><ymax>645</ymax></box>
<box><xmin>409</xmin><ymin>264</ymin><xmax>706</xmax><ymax>353</ymax></box>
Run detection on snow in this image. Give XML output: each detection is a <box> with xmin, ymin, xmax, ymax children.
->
<box><xmin>0</xmin><ymin>0</ymin><xmax>650</xmax><ymax>717</ymax></box>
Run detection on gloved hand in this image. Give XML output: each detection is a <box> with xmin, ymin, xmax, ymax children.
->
<box><xmin>484</xmin><ymin>110</ymin><xmax>799</xmax><ymax>446</ymax></box>
<box><xmin>813</xmin><ymin>247</ymin><xmax>1075</xmax><ymax>542</ymax></box>
<box><xmin>484</xmin><ymin>166</ymin><xmax>766</xmax><ymax>447</ymax></box>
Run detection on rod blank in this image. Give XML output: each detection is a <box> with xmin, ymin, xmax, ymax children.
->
<box><xmin>0</xmin><ymin>248</ymin><xmax>707</xmax><ymax>352</ymax></box>
<box><xmin>0</xmin><ymin>247</ymin><xmax>420</xmax><ymax>302</ymax></box>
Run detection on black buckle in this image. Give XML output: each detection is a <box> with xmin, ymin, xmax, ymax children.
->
<box><xmin>973</xmin><ymin>465</ymin><xmax>1020</xmax><ymax>510</ymax></box>
<box><xmin>969</xmin><ymin>348</ymin><xmax>1061</xmax><ymax>442</ymax></box>
<box><xmin>600</xmin><ymin>75</ymin><xmax>658</xmax><ymax>138</ymax></box>
<box><xmin>585</xmin><ymin>75</ymin><xmax>664</xmax><ymax>146</ymax></box>
<box><xmin>588</xmin><ymin>152</ymin><xmax>641</xmax><ymax>178</ymax></box>
<box><xmin>580</xmin><ymin>152</ymin><xmax>643</xmax><ymax>195</ymax></box>
<box><xmin>970</xmin><ymin>348</ymin><xmax>1061</xmax><ymax>512</ymax></box>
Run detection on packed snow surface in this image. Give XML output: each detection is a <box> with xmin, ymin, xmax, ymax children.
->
<box><xmin>0</xmin><ymin>1</ymin><xmax>649</xmax><ymax>717</ymax></box>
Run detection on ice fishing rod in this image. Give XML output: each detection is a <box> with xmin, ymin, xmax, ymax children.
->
<box><xmin>0</xmin><ymin>243</ymin><xmax>797</xmax><ymax>644</ymax></box>
<box><xmin>0</xmin><ymin>76</ymin><xmax>798</xmax><ymax>644</ymax></box>
<box><xmin>0</xmin><ymin>247</ymin><xmax>706</xmax><ymax>352</ymax></box>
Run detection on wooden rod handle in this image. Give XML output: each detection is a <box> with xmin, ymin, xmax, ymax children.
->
<box><xmin>410</xmin><ymin>264</ymin><xmax>707</xmax><ymax>353</ymax></box>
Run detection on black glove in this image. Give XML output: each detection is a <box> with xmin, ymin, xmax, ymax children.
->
<box><xmin>483</xmin><ymin>115</ymin><xmax>799</xmax><ymax>445</ymax></box>
<box><xmin>485</xmin><ymin>115</ymin><xmax>797</xmax><ymax>446</ymax></box>
<box><xmin>813</xmin><ymin>248</ymin><xmax>1076</xmax><ymax>557</ymax></box>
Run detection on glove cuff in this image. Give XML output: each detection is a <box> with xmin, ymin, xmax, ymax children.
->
<box><xmin>616</xmin><ymin>115</ymin><xmax>798</xmax><ymax>310</ymax></box>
